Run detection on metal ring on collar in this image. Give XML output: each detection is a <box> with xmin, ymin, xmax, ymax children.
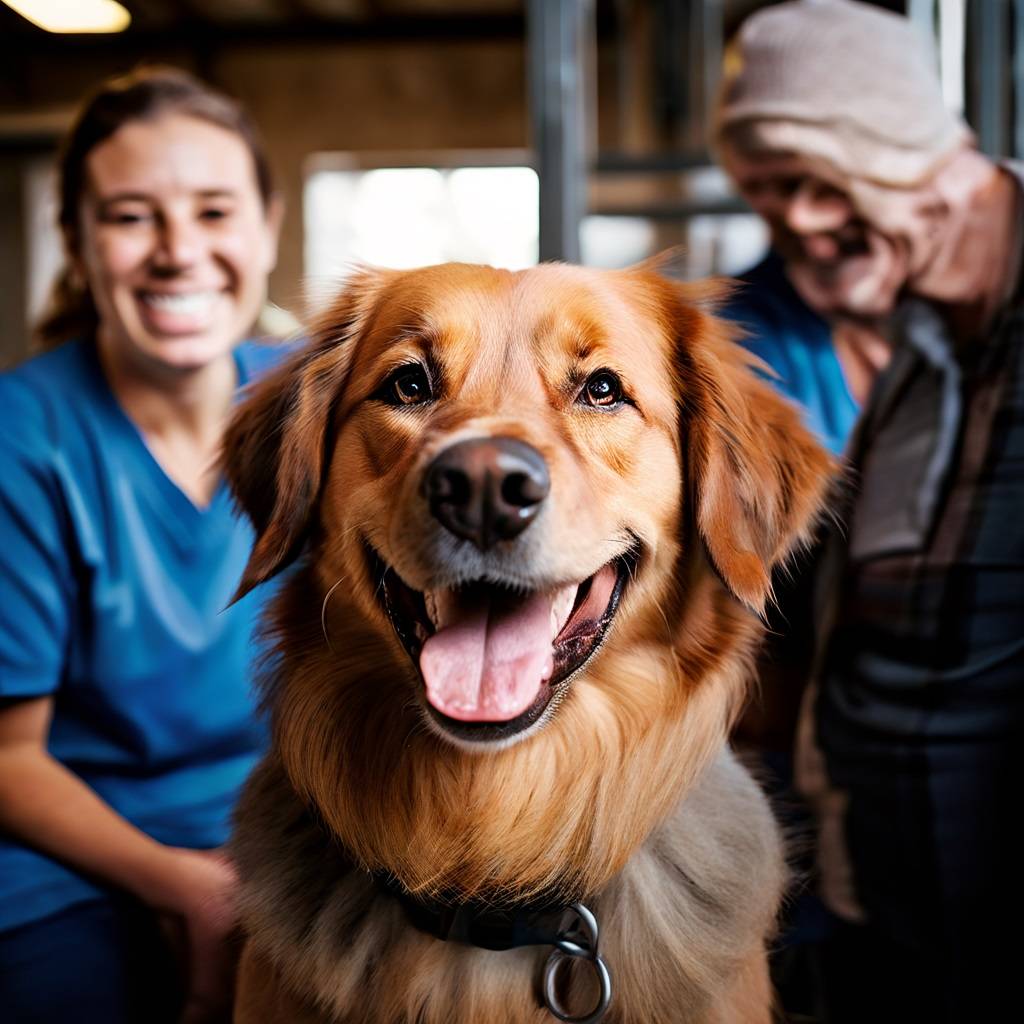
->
<box><xmin>542</xmin><ymin>944</ymin><xmax>613</xmax><ymax>1023</ymax></box>
<box><xmin>541</xmin><ymin>903</ymin><xmax>612</xmax><ymax>1023</ymax></box>
<box><xmin>563</xmin><ymin>903</ymin><xmax>600</xmax><ymax>949</ymax></box>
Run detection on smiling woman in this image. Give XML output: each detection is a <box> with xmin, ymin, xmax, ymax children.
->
<box><xmin>0</xmin><ymin>68</ymin><xmax>288</xmax><ymax>1023</ymax></box>
<box><xmin>77</xmin><ymin>113</ymin><xmax>279</xmax><ymax>387</ymax></box>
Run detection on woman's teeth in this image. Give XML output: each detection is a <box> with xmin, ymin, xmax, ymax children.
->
<box><xmin>141</xmin><ymin>291</ymin><xmax>220</xmax><ymax>315</ymax></box>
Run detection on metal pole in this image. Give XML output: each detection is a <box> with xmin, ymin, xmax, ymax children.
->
<box><xmin>1014</xmin><ymin>0</ymin><xmax>1024</xmax><ymax>156</ymax></box>
<box><xmin>528</xmin><ymin>0</ymin><xmax>589</xmax><ymax>263</ymax></box>
<box><xmin>701</xmin><ymin>0</ymin><xmax>724</xmax><ymax>137</ymax></box>
<box><xmin>969</xmin><ymin>0</ymin><xmax>1007</xmax><ymax>157</ymax></box>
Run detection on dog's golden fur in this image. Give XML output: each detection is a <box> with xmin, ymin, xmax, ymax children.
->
<box><xmin>224</xmin><ymin>261</ymin><xmax>831</xmax><ymax>1023</ymax></box>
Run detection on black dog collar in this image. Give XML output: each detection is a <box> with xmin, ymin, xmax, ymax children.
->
<box><xmin>374</xmin><ymin>870</ymin><xmax>577</xmax><ymax>950</ymax></box>
<box><xmin>372</xmin><ymin>872</ymin><xmax>613</xmax><ymax>1023</ymax></box>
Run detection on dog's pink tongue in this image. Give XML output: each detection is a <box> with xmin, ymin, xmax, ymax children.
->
<box><xmin>420</xmin><ymin>591</ymin><xmax>554</xmax><ymax>722</ymax></box>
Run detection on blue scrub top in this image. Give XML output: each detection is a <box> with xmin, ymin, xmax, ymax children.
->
<box><xmin>0</xmin><ymin>337</ymin><xmax>286</xmax><ymax>930</ymax></box>
<box><xmin>724</xmin><ymin>251</ymin><xmax>859</xmax><ymax>457</ymax></box>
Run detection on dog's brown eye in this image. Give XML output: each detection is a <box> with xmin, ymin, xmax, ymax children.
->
<box><xmin>385</xmin><ymin>365</ymin><xmax>432</xmax><ymax>406</ymax></box>
<box><xmin>581</xmin><ymin>370</ymin><xmax>623</xmax><ymax>408</ymax></box>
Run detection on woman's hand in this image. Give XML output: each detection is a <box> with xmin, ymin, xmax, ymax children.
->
<box><xmin>149</xmin><ymin>847</ymin><xmax>242</xmax><ymax>1024</ymax></box>
<box><xmin>0</xmin><ymin>700</ymin><xmax>243</xmax><ymax>1022</ymax></box>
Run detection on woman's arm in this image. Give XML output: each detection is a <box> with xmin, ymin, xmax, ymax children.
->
<box><xmin>0</xmin><ymin>695</ymin><xmax>240</xmax><ymax>1023</ymax></box>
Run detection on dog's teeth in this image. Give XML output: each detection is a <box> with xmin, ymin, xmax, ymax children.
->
<box><xmin>425</xmin><ymin>591</ymin><xmax>440</xmax><ymax>629</ymax></box>
<box><xmin>550</xmin><ymin>584</ymin><xmax>579</xmax><ymax>639</ymax></box>
<box><xmin>425</xmin><ymin>589</ymin><xmax>460</xmax><ymax>630</ymax></box>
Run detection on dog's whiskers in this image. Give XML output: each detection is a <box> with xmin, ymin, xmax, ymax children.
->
<box><xmin>400</xmin><ymin>700</ymin><xmax>431</xmax><ymax>748</ymax></box>
<box><xmin>650</xmin><ymin>593</ymin><xmax>682</xmax><ymax>662</ymax></box>
<box><xmin>321</xmin><ymin>577</ymin><xmax>348</xmax><ymax>652</ymax></box>
<box><xmin>333</xmin><ymin>520</ymin><xmax>370</xmax><ymax>546</ymax></box>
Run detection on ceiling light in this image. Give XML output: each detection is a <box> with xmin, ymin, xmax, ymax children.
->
<box><xmin>2</xmin><ymin>0</ymin><xmax>131</xmax><ymax>34</ymax></box>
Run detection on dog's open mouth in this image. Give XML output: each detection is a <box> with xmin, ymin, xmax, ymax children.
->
<box><xmin>368</xmin><ymin>548</ymin><xmax>634</xmax><ymax>742</ymax></box>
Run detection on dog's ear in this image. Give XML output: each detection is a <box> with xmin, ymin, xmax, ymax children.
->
<box><xmin>224</xmin><ymin>268</ymin><xmax>388</xmax><ymax>601</ymax></box>
<box><xmin>672</xmin><ymin>282</ymin><xmax>833</xmax><ymax>616</ymax></box>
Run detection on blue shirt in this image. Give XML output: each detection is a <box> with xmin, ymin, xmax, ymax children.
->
<box><xmin>724</xmin><ymin>252</ymin><xmax>858</xmax><ymax>456</ymax></box>
<box><xmin>0</xmin><ymin>337</ymin><xmax>285</xmax><ymax>930</ymax></box>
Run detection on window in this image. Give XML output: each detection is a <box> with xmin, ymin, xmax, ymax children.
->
<box><xmin>304</xmin><ymin>154</ymin><xmax>539</xmax><ymax>304</ymax></box>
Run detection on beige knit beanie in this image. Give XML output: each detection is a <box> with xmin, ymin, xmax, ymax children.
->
<box><xmin>715</xmin><ymin>0</ymin><xmax>972</xmax><ymax>187</ymax></box>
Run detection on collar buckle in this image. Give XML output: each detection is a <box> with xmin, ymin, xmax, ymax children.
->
<box><xmin>373</xmin><ymin>873</ymin><xmax>613</xmax><ymax>1021</ymax></box>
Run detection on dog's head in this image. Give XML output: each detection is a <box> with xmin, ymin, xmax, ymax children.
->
<box><xmin>225</xmin><ymin>261</ymin><xmax>830</xmax><ymax>895</ymax></box>
<box><xmin>228</xmin><ymin>261</ymin><xmax>828</xmax><ymax>749</ymax></box>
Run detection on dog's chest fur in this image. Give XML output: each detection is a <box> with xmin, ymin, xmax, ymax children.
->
<box><xmin>231</xmin><ymin>749</ymin><xmax>783</xmax><ymax>1024</ymax></box>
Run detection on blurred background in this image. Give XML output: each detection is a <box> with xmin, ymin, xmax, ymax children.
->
<box><xmin>0</xmin><ymin>0</ymin><xmax>1015</xmax><ymax>363</ymax></box>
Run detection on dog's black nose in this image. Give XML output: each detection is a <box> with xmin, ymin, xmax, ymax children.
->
<box><xmin>423</xmin><ymin>437</ymin><xmax>550</xmax><ymax>550</ymax></box>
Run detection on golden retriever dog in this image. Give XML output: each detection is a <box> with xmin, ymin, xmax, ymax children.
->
<box><xmin>224</xmin><ymin>260</ymin><xmax>831</xmax><ymax>1023</ymax></box>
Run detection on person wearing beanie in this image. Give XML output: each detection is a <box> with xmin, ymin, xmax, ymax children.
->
<box><xmin>716</xmin><ymin>2</ymin><xmax>1024</xmax><ymax>1022</ymax></box>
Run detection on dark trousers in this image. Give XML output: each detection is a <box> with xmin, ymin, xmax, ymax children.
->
<box><xmin>0</xmin><ymin>896</ymin><xmax>182</xmax><ymax>1023</ymax></box>
<box><xmin>818</xmin><ymin>746</ymin><xmax>1023</xmax><ymax>1024</ymax></box>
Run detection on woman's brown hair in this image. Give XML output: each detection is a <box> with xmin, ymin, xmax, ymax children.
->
<box><xmin>34</xmin><ymin>66</ymin><xmax>275</xmax><ymax>350</ymax></box>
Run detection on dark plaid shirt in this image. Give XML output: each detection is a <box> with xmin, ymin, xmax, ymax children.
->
<box><xmin>796</xmin><ymin>175</ymin><xmax>1024</xmax><ymax>1005</ymax></box>
<box><xmin>816</xmin><ymin>251</ymin><xmax>1024</xmax><ymax>787</ymax></box>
